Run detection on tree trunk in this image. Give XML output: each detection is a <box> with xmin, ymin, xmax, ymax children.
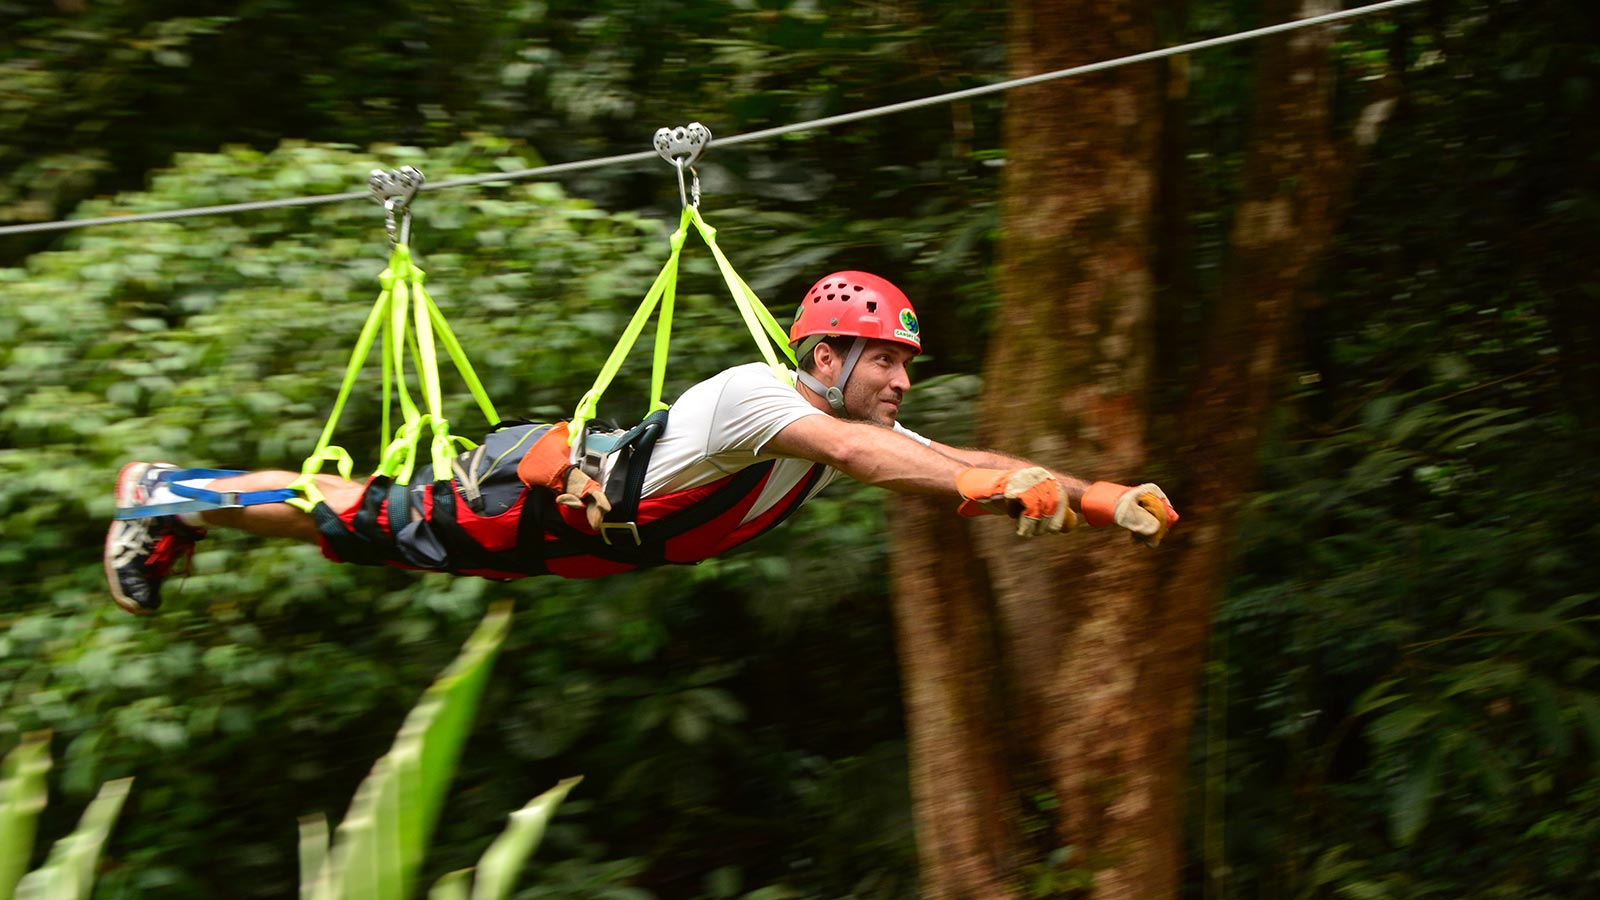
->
<box><xmin>892</xmin><ymin>0</ymin><xmax>1376</xmax><ymax>897</ymax></box>
<box><xmin>891</xmin><ymin>495</ymin><xmax>1020</xmax><ymax>898</ymax></box>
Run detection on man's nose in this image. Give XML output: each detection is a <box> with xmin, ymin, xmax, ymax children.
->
<box><xmin>890</xmin><ymin>364</ymin><xmax>911</xmax><ymax>392</ymax></box>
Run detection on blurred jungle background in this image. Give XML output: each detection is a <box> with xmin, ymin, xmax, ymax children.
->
<box><xmin>1</xmin><ymin>0</ymin><xmax>1595</xmax><ymax>897</ymax></box>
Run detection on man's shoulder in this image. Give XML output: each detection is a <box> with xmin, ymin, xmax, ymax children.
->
<box><xmin>687</xmin><ymin>362</ymin><xmax>798</xmax><ymax>403</ymax></box>
<box><xmin>716</xmin><ymin>361</ymin><xmax>791</xmax><ymax>385</ymax></box>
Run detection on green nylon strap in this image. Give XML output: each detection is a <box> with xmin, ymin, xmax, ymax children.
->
<box><xmin>568</xmin><ymin>207</ymin><xmax>798</xmax><ymax>444</ymax></box>
<box><xmin>569</xmin><ymin>208</ymin><xmax>690</xmax><ymax>440</ymax></box>
<box><xmin>688</xmin><ymin>208</ymin><xmax>796</xmax><ymax>379</ymax></box>
<box><xmin>288</xmin><ymin>244</ymin><xmax>500</xmax><ymax>512</ymax></box>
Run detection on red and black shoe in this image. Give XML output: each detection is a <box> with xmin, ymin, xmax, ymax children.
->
<box><xmin>103</xmin><ymin>462</ymin><xmax>206</xmax><ymax>614</ymax></box>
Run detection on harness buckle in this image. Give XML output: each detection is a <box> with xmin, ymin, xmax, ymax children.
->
<box><xmin>599</xmin><ymin>521</ymin><xmax>642</xmax><ymax>547</ymax></box>
<box><xmin>216</xmin><ymin>491</ymin><xmax>242</xmax><ymax>509</ymax></box>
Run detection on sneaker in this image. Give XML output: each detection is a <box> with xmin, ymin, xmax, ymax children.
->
<box><xmin>104</xmin><ymin>462</ymin><xmax>207</xmax><ymax>614</ymax></box>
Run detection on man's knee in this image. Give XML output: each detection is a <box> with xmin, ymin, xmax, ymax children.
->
<box><xmin>312</xmin><ymin>474</ymin><xmax>364</xmax><ymax>513</ymax></box>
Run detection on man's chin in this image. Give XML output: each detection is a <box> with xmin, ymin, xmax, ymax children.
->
<box><xmin>844</xmin><ymin>409</ymin><xmax>897</xmax><ymax>428</ymax></box>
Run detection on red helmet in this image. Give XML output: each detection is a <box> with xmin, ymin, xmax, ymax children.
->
<box><xmin>789</xmin><ymin>271</ymin><xmax>922</xmax><ymax>358</ymax></box>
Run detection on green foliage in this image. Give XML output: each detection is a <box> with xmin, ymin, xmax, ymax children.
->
<box><xmin>5</xmin><ymin>1</ymin><xmax>1589</xmax><ymax>898</ymax></box>
<box><xmin>0</xmin><ymin>733</ymin><xmax>51</xmax><ymax>899</ymax></box>
<box><xmin>3</xmin><ymin>610</ymin><xmax>577</xmax><ymax>900</ymax></box>
<box><xmin>299</xmin><ymin>602</ymin><xmax>579</xmax><ymax>900</ymax></box>
<box><xmin>0</xmin><ymin>733</ymin><xmax>132</xmax><ymax>900</ymax></box>
<box><xmin>451</xmin><ymin>776</ymin><xmax>582</xmax><ymax>900</ymax></box>
<box><xmin>300</xmin><ymin>603</ymin><xmax>511</xmax><ymax>899</ymax></box>
<box><xmin>1192</xmin><ymin>2</ymin><xmax>1600</xmax><ymax>896</ymax></box>
<box><xmin>0</xmin><ymin>134</ymin><xmax>919</xmax><ymax>897</ymax></box>
<box><xmin>0</xmin><ymin>0</ymin><xmax>1007</xmax><ymax>369</ymax></box>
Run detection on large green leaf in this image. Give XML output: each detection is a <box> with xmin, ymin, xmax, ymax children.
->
<box><xmin>467</xmin><ymin>776</ymin><xmax>582</xmax><ymax>900</ymax></box>
<box><xmin>0</xmin><ymin>733</ymin><xmax>52</xmax><ymax>900</ymax></box>
<box><xmin>12</xmin><ymin>776</ymin><xmax>132</xmax><ymax>900</ymax></box>
<box><xmin>298</xmin><ymin>815</ymin><xmax>330</xmax><ymax>900</ymax></box>
<box><xmin>303</xmin><ymin>601</ymin><xmax>512</xmax><ymax>900</ymax></box>
<box><xmin>1388</xmin><ymin>743</ymin><xmax>1441</xmax><ymax>847</ymax></box>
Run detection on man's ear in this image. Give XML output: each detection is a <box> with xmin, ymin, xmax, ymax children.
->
<box><xmin>811</xmin><ymin>340</ymin><xmax>838</xmax><ymax>378</ymax></box>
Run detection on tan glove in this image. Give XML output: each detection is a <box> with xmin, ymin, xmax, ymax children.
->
<box><xmin>955</xmin><ymin>466</ymin><xmax>1075</xmax><ymax>538</ymax></box>
<box><xmin>516</xmin><ymin>422</ymin><xmax>613</xmax><ymax>531</ymax></box>
<box><xmin>1081</xmin><ymin>481</ymin><xmax>1178</xmax><ymax>547</ymax></box>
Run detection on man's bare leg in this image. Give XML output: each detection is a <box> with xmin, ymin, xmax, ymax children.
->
<box><xmin>198</xmin><ymin>471</ymin><xmax>366</xmax><ymax>543</ymax></box>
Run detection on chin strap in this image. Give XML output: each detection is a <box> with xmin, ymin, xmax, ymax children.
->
<box><xmin>795</xmin><ymin>337</ymin><xmax>867</xmax><ymax>412</ymax></box>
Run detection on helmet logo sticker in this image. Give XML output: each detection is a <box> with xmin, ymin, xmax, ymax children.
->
<box><xmin>895</xmin><ymin>308</ymin><xmax>921</xmax><ymax>345</ymax></box>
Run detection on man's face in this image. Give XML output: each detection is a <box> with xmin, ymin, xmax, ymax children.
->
<box><xmin>839</xmin><ymin>339</ymin><xmax>916</xmax><ymax>427</ymax></box>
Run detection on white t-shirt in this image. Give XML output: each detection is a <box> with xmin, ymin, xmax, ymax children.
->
<box><xmin>640</xmin><ymin>363</ymin><xmax>930</xmax><ymax>523</ymax></box>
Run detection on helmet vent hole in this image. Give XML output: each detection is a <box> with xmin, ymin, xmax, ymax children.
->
<box><xmin>853</xmin><ymin>285</ymin><xmax>864</xmax><ymax>291</ymax></box>
<box><xmin>866</xmin><ymin>301</ymin><xmax>877</xmax><ymax>312</ymax></box>
<box><xmin>826</xmin><ymin>293</ymin><xmax>836</xmax><ymax>300</ymax></box>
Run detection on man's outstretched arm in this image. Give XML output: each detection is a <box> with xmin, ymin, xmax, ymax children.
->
<box><xmin>767</xmin><ymin>416</ymin><xmax>1077</xmax><ymax>537</ymax></box>
<box><xmin>766</xmin><ymin>415</ymin><xmax>973</xmax><ymax>494</ymax></box>
<box><xmin>766</xmin><ymin>414</ymin><xmax>1176</xmax><ymax>543</ymax></box>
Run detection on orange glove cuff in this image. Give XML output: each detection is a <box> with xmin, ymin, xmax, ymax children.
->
<box><xmin>955</xmin><ymin>468</ymin><xmax>1012</xmax><ymax>510</ymax></box>
<box><xmin>516</xmin><ymin>422</ymin><xmax>575</xmax><ymax>492</ymax></box>
<box><xmin>1081</xmin><ymin>481</ymin><xmax>1131</xmax><ymax>528</ymax></box>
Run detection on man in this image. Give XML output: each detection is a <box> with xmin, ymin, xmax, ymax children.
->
<box><xmin>105</xmin><ymin>271</ymin><xmax>1177</xmax><ymax>613</ymax></box>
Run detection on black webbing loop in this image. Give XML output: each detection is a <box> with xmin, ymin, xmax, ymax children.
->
<box><xmin>600</xmin><ymin>409</ymin><xmax>671</xmax><ymax>525</ymax></box>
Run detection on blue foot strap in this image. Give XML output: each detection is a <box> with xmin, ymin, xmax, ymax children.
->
<box><xmin>113</xmin><ymin>468</ymin><xmax>300</xmax><ymax>521</ymax></box>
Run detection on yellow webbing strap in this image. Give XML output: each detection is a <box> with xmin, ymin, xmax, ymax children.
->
<box><xmin>689</xmin><ymin>208</ymin><xmax>795</xmax><ymax>384</ymax></box>
<box><xmin>568</xmin><ymin>206</ymin><xmax>797</xmax><ymax>443</ymax></box>
<box><xmin>289</xmin><ymin>244</ymin><xmax>500</xmax><ymax>511</ymax></box>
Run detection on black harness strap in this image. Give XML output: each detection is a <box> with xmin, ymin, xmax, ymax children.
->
<box><xmin>387</xmin><ymin>480</ymin><xmax>412</xmax><ymax>536</ymax></box>
<box><xmin>598</xmin><ymin>409</ymin><xmax>670</xmax><ymax>525</ymax></box>
<box><xmin>314</xmin><ymin>476</ymin><xmax>401</xmax><ymax>567</ymax></box>
<box><xmin>742</xmin><ymin>462</ymin><xmax>827</xmax><ymax>539</ymax></box>
<box><xmin>320</xmin><ymin>416</ymin><xmax>828</xmax><ymax>578</ymax></box>
<box><xmin>536</xmin><ymin>459</ymin><xmax>817</xmax><ymax>569</ymax></box>
<box><xmin>421</xmin><ymin>479</ymin><xmax>537</xmax><ymax>577</ymax></box>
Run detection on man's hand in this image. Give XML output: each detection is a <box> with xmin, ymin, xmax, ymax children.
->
<box><xmin>517</xmin><ymin>423</ymin><xmax>613</xmax><ymax>530</ymax></box>
<box><xmin>1081</xmin><ymin>481</ymin><xmax>1179</xmax><ymax>547</ymax></box>
<box><xmin>554</xmin><ymin>467</ymin><xmax>612</xmax><ymax>531</ymax></box>
<box><xmin>955</xmin><ymin>466</ymin><xmax>1075</xmax><ymax>537</ymax></box>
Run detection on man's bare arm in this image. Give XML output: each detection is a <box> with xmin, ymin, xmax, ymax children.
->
<box><xmin>765</xmin><ymin>415</ymin><xmax>969</xmax><ymax>494</ymax></box>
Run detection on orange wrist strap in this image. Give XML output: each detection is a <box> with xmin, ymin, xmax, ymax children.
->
<box><xmin>1081</xmin><ymin>481</ymin><xmax>1130</xmax><ymax>528</ymax></box>
<box><xmin>955</xmin><ymin>467</ymin><xmax>1010</xmax><ymax>501</ymax></box>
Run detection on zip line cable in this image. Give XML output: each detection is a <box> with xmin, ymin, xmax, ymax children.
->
<box><xmin>0</xmin><ymin>0</ymin><xmax>1422</xmax><ymax>238</ymax></box>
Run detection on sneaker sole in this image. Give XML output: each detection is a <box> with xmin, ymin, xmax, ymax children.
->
<box><xmin>105</xmin><ymin>462</ymin><xmax>157</xmax><ymax>615</ymax></box>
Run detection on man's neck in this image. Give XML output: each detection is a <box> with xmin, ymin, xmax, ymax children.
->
<box><xmin>795</xmin><ymin>380</ymin><xmax>835</xmax><ymax>415</ymax></box>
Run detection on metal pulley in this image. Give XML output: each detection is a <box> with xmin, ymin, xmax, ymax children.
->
<box><xmin>653</xmin><ymin>123</ymin><xmax>711</xmax><ymax>208</ymax></box>
<box><xmin>369</xmin><ymin>166</ymin><xmax>425</xmax><ymax>245</ymax></box>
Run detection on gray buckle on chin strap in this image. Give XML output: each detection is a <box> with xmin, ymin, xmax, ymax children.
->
<box><xmin>600</xmin><ymin>521</ymin><xmax>642</xmax><ymax>547</ymax></box>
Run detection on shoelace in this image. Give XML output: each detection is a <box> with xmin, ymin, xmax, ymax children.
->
<box><xmin>110</xmin><ymin>519</ymin><xmax>199</xmax><ymax>578</ymax></box>
<box><xmin>145</xmin><ymin>529</ymin><xmax>200</xmax><ymax>579</ymax></box>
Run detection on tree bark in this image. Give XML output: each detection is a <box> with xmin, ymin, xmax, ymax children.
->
<box><xmin>890</xmin><ymin>495</ymin><xmax>1020</xmax><ymax>899</ymax></box>
<box><xmin>892</xmin><ymin>0</ymin><xmax>1375</xmax><ymax>898</ymax></box>
<box><xmin>989</xmin><ymin>2</ymin><xmax>1173</xmax><ymax>898</ymax></box>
